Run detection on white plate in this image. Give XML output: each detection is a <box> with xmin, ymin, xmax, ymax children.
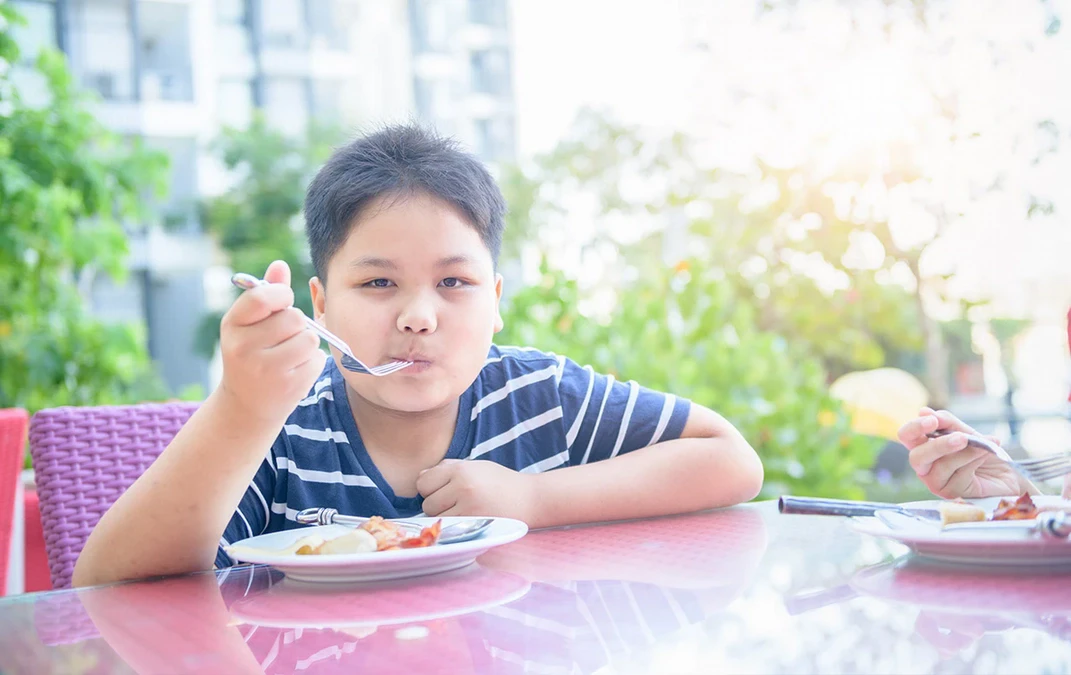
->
<box><xmin>226</xmin><ymin>517</ymin><xmax>528</xmax><ymax>583</ymax></box>
<box><xmin>850</xmin><ymin>496</ymin><xmax>1071</xmax><ymax>566</ymax></box>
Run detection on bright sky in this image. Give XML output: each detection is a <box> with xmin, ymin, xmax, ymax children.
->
<box><xmin>510</xmin><ymin>0</ymin><xmax>1071</xmax><ymax>322</ymax></box>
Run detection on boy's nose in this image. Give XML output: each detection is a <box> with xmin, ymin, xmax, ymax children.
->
<box><xmin>397</xmin><ymin>294</ymin><xmax>437</xmax><ymax>334</ymax></box>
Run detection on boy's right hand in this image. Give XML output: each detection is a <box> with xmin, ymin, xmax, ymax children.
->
<box><xmin>898</xmin><ymin>407</ymin><xmax>1024</xmax><ymax>499</ymax></box>
<box><xmin>218</xmin><ymin>260</ymin><xmax>327</xmax><ymax>423</ymax></box>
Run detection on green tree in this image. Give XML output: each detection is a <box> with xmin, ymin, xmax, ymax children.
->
<box><xmin>196</xmin><ymin>116</ymin><xmax>339</xmax><ymax>355</ymax></box>
<box><xmin>497</xmin><ymin>258</ymin><xmax>881</xmax><ymax>500</ymax></box>
<box><xmin>0</xmin><ymin>6</ymin><xmax>170</xmax><ymax>416</ymax></box>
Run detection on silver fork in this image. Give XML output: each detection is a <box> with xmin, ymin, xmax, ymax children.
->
<box><xmin>230</xmin><ymin>273</ymin><xmax>412</xmax><ymax>376</ymax></box>
<box><xmin>928</xmin><ymin>430</ymin><xmax>1071</xmax><ymax>483</ymax></box>
<box><xmin>1015</xmin><ymin>451</ymin><xmax>1071</xmax><ymax>482</ymax></box>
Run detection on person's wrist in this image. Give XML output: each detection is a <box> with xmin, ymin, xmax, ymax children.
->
<box><xmin>212</xmin><ymin>380</ymin><xmax>286</xmax><ymax>430</ymax></box>
<box><xmin>521</xmin><ymin>470</ymin><xmax>556</xmax><ymax>529</ymax></box>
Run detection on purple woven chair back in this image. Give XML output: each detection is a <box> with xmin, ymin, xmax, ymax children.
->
<box><xmin>28</xmin><ymin>402</ymin><xmax>199</xmax><ymax>589</ymax></box>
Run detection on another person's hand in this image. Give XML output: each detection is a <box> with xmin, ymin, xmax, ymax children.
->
<box><xmin>417</xmin><ymin>459</ymin><xmax>536</xmax><ymax>523</ymax></box>
<box><xmin>218</xmin><ymin>260</ymin><xmax>327</xmax><ymax>424</ymax></box>
<box><xmin>897</xmin><ymin>407</ymin><xmax>1025</xmax><ymax>499</ymax></box>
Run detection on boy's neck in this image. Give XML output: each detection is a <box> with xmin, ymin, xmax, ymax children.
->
<box><xmin>346</xmin><ymin>386</ymin><xmax>460</xmax><ymax>463</ymax></box>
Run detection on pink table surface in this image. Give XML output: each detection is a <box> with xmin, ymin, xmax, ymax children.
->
<box><xmin>1</xmin><ymin>502</ymin><xmax>1070</xmax><ymax>674</ymax></box>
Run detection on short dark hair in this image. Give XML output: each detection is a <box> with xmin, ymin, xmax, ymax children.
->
<box><xmin>304</xmin><ymin>124</ymin><xmax>506</xmax><ymax>279</ymax></box>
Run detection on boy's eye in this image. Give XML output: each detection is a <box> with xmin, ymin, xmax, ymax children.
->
<box><xmin>364</xmin><ymin>278</ymin><xmax>393</xmax><ymax>288</ymax></box>
<box><xmin>439</xmin><ymin>277</ymin><xmax>464</xmax><ymax>288</ymax></box>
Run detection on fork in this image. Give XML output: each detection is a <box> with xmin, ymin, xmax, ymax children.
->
<box><xmin>927</xmin><ymin>429</ymin><xmax>1071</xmax><ymax>483</ymax></box>
<box><xmin>230</xmin><ymin>273</ymin><xmax>412</xmax><ymax>376</ymax></box>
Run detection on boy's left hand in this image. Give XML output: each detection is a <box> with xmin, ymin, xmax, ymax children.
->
<box><xmin>417</xmin><ymin>459</ymin><xmax>536</xmax><ymax>523</ymax></box>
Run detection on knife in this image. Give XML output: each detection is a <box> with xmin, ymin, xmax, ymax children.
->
<box><xmin>778</xmin><ymin>496</ymin><xmax>941</xmax><ymax>521</ymax></box>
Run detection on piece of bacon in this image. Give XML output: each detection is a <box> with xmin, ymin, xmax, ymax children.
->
<box><xmin>992</xmin><ymin>493</ymin><xmax>1039</xmax><ymax>521</ymax></box>
<box><xmin>400</xmin><ymin>520</ymin><xmax>442</xmax><ymax>549</ymax></box>
<box><xmin>358</xmin><ymin>516</ymin><xmax>442</xmax><ymax>551</ymax></box>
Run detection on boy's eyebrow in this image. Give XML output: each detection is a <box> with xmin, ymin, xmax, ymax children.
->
<box><xmin>348</xmin><ymin>254</ymin><xmax>480</xmax><ymax>270</ymax></box>
<box><xmin>349</xmin><ymin>256</ymin><xmax>397</xmax><ymax>270</ymax></box>
<box><xmin>436</xmin><ymin>255</ymin><xmax>479</xmax><ymax>267</ymax></box>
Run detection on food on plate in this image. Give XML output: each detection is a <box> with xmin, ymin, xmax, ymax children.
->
<box><xmin>296</xmin><ymin>516</ymin><xmax>442</xmax><ymax>555</ymax></box>
<box><xmin>303</xmin><ymin>529</ymin><xmax>378</xmax><ymax>555</ymax></box>
<box><xmin>933</xmin><ymin>493</ymin><xmax>1071</xmax><ymax>529</ymax></box>
<box><xmin>938</xmin><ymin>501</ymin><xmax>987</xmax><ymax>525</ymax></box>
<box><xmin>226</xmin><ymin>517</ymin><xmax>443</xmax><ymax>558</ymax></box>
<box><xmin>991</xmin><ymin>493</ymin><xmax>1040</xmax><ymax>521</ymax></box>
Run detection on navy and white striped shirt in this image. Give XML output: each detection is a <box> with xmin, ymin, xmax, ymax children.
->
<box><xmin>217</xmin><ymin>345</ymin><xmax>691</xmax><ymax>566</ymax></box>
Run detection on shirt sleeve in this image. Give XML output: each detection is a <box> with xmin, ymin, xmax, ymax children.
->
<box><xmin>214</xmin><ymin>445</ymin><xmax>278</xmax><ymax>569</ymax></box>
<box><xmin>557</xmin><ymin>357</ymin><xmax>691</xmax><ymax>466</ymax></box>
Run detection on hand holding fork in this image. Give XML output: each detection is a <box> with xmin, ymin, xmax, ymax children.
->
<box><xmin>899</xmin><ymin>407</ymin><xmax>1071</xmax><ymax>500</ymax></box>
<box><xmin>230</xmin><ymin>272</ymin><xmax>411</xmax><ymax>376</ymax></box>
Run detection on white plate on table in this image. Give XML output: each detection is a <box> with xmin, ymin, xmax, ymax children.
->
<box><xmin>850</xmin><ymin>496</ymin><xmax>1071</xmax><ymax>567</ymax></box>
<box><xmin>226</xmin><ymin>517</ymin><xmax>528</xmax><ymax>583</ymax></box>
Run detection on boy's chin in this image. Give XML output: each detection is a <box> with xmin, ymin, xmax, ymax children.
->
<box><xmin>353</xmin><ymin>383</ymin><xmax>458</xmax><ymax>415</ymax></box>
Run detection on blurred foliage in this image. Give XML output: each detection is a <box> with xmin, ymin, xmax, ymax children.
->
<box><xmin>503</xmin><ymin>110</ymin><xmax>926</xmax><ymax>383</ymax></box>
<box><xmin>196</xmin><ymin>115</ymin><xmax>341</xmax><ymax>356</ymax></box>
<box><xmin>498</xmin><ymin>259</ymin><xmax>881</xmax><ymax>500</ymax></box>
<box><xmin>0</xmin><ymin>6</ymin><xmax>172</xmax><ymax>421</ymax></box>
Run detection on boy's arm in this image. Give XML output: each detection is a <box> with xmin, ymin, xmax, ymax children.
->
<box><xmin>72</xmin><ymin>390</ymin><xmax>281</xmax><ymax>587</ymax></box>
<box><xmin>73</xmin><ymin>261</ymin><xmax>325</xmax><ymax>587</ymax></box>
<box><xmin>526</xmin><ymin>402</ymin><xmax>762</xmax><ymax>528</ymax></box>
<box><xmin>418</xmin><ymin>402</ymin><xmax>763</xmax><ymax>529</ymax></box>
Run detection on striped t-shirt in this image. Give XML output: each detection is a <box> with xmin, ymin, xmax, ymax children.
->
<box><xmin>216</xmin><ymin>344</ymin><xmax>691</xmax><ymax>566</ymax></box>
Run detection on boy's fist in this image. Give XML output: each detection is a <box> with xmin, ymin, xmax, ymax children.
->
<box><xmin>218</xmin><ymin>261</ymin><xmax>326</xmax><ymax>423</ymax></box>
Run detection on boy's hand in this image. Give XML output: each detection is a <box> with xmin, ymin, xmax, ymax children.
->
<box><xmin>417</xmin><ymin>460</ymin><xmax>536</xmax><ymax>523</ymax></box>
<box><xmin>897</xmin><ymin>407</ymin><xmax>1023</xmax><ymax>499</ymax></box>
<box><xmin>218</xmin><ymin>260</ymin><xmax>326</xmax><ymax>424</ymax></box>
<box><xmin>1064</xmin><ymin>473</ymin><xmax>1071</xmax><ymax>500</ymax></box>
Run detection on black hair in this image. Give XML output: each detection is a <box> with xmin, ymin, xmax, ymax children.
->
<box><xmin>304</xmin><ymin>124</ymin><xmax>506</xmax><ymax>279</ymax></box>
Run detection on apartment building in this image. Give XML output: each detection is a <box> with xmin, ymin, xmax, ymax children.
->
<box><xmin>7</xmin><ymin>0</ymin><xmax>516</xmax><ymax>394</ymax></box>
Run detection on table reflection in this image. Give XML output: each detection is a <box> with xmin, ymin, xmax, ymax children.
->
<box><xmin>6</xmin><ymin>507</ymin><xmax>769</xmax><ymax>674</ymax></box>
<box><xmin>788</xmin><ymin>555</ymin><xmax>1071</xmax><ymax>660</ymax></box>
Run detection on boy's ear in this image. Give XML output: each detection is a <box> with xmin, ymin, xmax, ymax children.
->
<box><xmin>310</xmin><ymin>276</ymin><xmax>326</xmax><ymax>321</ymax></box>
<box><xmin>493</xmin><ymin>273</ymin><xmax>504</xmax><ymax>333</ymax></box>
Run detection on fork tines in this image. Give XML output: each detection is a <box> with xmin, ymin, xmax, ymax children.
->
<box><xmin>1016</xmin><ymin>453</ymin><xmax>1071</xmax><ymax>482</ymax></box>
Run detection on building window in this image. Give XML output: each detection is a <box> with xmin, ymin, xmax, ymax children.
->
<box><xmin>217</xmin><ymin>0</ymin><xmax>253</xmax><ymax>61</ymax></box>
<box><xmin>468</xmin><ymin>0</ymin><xmax>505</xmax><ymax>27</ymax></box>
<box><xmin>66</xmin><ymin>0</ymin><xmax>137</xmax><ymax>101</ymax></box>
<box><xmin>308</xmin><ymin>0</ymin><xmax>352</xmax><ymax>51</ymax></box>
<box><xmin>470</xmin><ymin>49</ymin><xmax>509</xmax><ymax>95</ymax></box>
<box><xmin>138</xmin><ymin>2</ymin><xmax>194</xmax><ymax>102</ymax></box>
<box><xmin>8</xmin><ymin>0</ymin><xmax>58</xmax><ymax>62</ymax></box>
<box><xmin>473</xmin><ymin>116</ymin><xmax>514</xmax><ymax>162</ymax></box>
<box><xmin>409</xmin><ymin>0</ymin><xmax>449</xmax><ymax>53</ymax></box>
<box><xmin>310</xmin><ymin>78</ymin><xmax>345</xmax><ymax>123</ymax></box>
<box><xmin>261</xmin><ymin>0</ymin><xmax>308</xmax><ymax>50</ymax></box>
<box><xmin>264</xmin><ymin>77</ymin><xmax>309</xmax><ymax>137</ymax></box>
<box><xmin>218</xmin><ymin>79</ymin><xmax>255</xmax><ymax>130</ymax></box>
<box><xmin>146</xmin><ymin>137</ymin><xmax>199</xmax><ymax>232</ymax></box>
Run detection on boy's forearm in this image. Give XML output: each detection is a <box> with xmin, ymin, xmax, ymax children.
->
<box><xmin>73</xmin><ymin>389</ymin><xmax>281</xmax><ymax>587</ymax></box>
<box><xmin>526</xmin><ymin>436</ymin><xmax>763</xmax><ymax>529</ymax></box>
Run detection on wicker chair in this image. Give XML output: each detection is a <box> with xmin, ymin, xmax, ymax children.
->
<box><xmin>28</xmin><ymin>403</ymin><xmax>199</xmax><ymax>589</ymax></box>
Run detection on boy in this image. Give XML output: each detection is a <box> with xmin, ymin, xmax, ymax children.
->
<box><xmin>899</xmin><ymin>406</ymin><xmax>1071</xmax><ymax>499</ymax></box>
<box><xmin>73</xmin><ymin>125</ymin><xmax>763</xmax><ymax>586</ymax></box>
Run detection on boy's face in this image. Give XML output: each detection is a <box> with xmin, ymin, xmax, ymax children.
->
<box><xmin>310</xmin><ymin>192</ymin><xmax>504</xmax><ymax>414</ymax></box>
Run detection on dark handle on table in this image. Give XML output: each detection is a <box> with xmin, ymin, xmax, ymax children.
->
<box><xmin>778</xmin><ymin>496</ymin><xmax>897</xmax><ymax>518</ymax></box>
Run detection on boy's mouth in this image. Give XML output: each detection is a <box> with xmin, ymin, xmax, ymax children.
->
<box><xmin>390</xmin><ymin>352</ymin><xmax>433</xmax><ymax>373</ymax></box>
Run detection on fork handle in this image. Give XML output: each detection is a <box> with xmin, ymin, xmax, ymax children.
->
<box><xmin>295</xmin><ymin>507</ymin><xmax>423</xmax><ymax>532</ymax></box>
<box><xmin>231</xmin><ymin>273</ymin><xmax>355</xmax><ymax>358</ymax></box>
